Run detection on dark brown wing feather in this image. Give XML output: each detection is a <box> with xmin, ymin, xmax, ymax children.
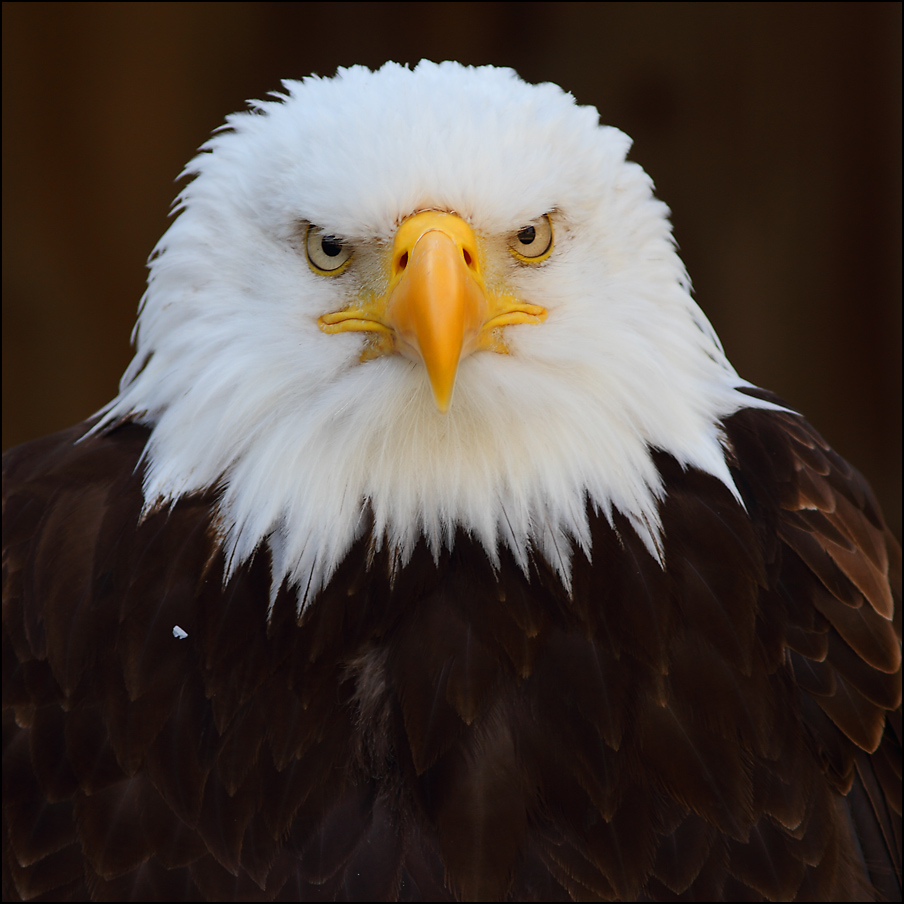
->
<box><xmin>2</xmin><ymin>401</ymin><xmax>900</xmax><ymax>902</ymax></box>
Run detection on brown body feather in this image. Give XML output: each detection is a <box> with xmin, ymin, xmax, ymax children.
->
<box><xmin>2</xmin><ymin>397</ymin><xmax>901</xmax><ymax>902</ymax></box>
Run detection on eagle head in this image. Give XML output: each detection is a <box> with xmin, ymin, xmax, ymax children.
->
<box><xmin>98</xmin><ymin>61</ymin><xmax>766</xmax><ymax>609</ymax></box>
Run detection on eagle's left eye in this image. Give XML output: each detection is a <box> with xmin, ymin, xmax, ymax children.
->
<box><xmin>509</xmin><ymin>214</ymin><xmax>554</xmax><ymax>263</ymax></box>
<box><xmin>305</xmin><ymin>225</ymin><xmax>354</xmax><ymax>275</ymax></box>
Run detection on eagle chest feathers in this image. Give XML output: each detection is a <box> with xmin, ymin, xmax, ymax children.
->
<box><xmin>2</xmin><ymin>62</ymin><xmax>901</xmax><ymax>903</ymax></box>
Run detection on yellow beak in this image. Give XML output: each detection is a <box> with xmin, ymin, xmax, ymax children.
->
<box><xmin>319</xmin><ymin>211</ymin><xmax>546</xmax><ymax>412</ymax></box>
<box><xmin>383</xmin><ymin>212</ymin><xmax>487</xmax><ymax>411</ymax></box>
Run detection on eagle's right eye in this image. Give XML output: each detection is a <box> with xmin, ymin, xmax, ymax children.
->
<box><xmin>305</xmin><ymin>224</ymin><xmax>354</xmax><ymax>275</ymax></box>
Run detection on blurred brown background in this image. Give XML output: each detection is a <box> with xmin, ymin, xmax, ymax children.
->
<box><xmin>3</xmin><ymin>2</ymin><xmax>901</xmax><ymax>537</ymax></box>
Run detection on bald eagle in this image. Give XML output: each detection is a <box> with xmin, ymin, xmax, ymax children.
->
<box><xmin>2</xmin><ymin>61</ymin><xmax>900</xmax><ymax>903</ymax></box>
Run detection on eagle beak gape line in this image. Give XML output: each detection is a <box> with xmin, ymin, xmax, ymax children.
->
<box><xmin>318</xmin><ymin>211</ymin><xmax>547</xmax><ymax>412</ymax></box>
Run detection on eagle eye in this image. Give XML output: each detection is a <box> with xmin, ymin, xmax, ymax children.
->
<box><xmin>509</xmin><ymin>214</ymin><xmax>554</xmax><ymax>263</ymax></box>
<box><xmin>305</xmin><ymin>224</ymin><xmax>354</xmax><ymax>275</ymax></box>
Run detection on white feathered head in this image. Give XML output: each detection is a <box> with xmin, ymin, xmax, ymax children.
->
<box><xmin>98</xmin><ymin>61</ymin><xmax>762</xmax><ymax>609</ymax></box>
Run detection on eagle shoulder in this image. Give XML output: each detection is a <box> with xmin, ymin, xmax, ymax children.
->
<box><xmin>723</xmin><ymin>395</ymin><xmax>901</xmax><ymax>901</ymax></box>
